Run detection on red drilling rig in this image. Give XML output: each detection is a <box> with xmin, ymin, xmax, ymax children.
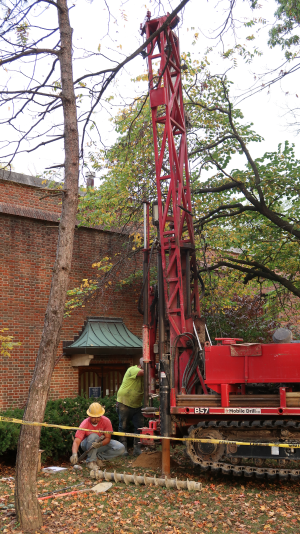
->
<box><xmin>139</xmin><ymin>12</ymin><xmax>300</xmax><ymax>481</ymax></box>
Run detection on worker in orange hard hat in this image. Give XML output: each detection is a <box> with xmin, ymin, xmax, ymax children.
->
<box><xmin>70</xmin><ymin>402</ymin><xmax>125</xmax><ymax>470</ymax></box>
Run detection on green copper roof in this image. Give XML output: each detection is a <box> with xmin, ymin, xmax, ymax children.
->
<box><xmin>64</xmin><ymin>317</ymin><xmax>142</xmax><ymax>356</ymax></box>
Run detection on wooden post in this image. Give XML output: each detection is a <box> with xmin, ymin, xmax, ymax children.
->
<box><xmin>38</xmin><ymin>450</ymin><xmax>44</xmax><ymax>473</ymax></box>
<box><xmin>162</xmin><ymin>439</ymin><xmax>170</xmax><ymax>476</ymax></box>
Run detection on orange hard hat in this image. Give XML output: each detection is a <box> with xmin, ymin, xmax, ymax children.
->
<box><xmin>86</xmin><ymin>402</ymin><xmax>105</xmax><ymax>417</ymax></box>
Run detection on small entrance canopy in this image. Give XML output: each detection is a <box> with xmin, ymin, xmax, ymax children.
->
<box><xmin>64</xmin><ymin>317</ymin><xmax>142</xmax><ymax>357</ymax></box>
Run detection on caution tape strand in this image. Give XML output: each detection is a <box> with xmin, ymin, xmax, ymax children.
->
<box><xmin>0</xmin><ymin>415</ymin><xmax>300</xmax><ymax>449</ymax></box>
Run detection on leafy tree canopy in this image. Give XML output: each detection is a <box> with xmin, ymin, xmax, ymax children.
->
<box><xmin>269</xmin><ymin>0</ymin><xmax>300</xmax><ymax>58</ymax></box>
<box><xmin>71</xmin><ymin>52</ymin><xmax>300</xmax><ymax>334</ymax></box>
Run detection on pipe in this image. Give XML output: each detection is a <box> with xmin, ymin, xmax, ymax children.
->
<box><xmin>143</xmin><ymin>326</ymin><xmax>150</xmax><ymax>409</ymax></box>
<box><xmin>143</xmin><ymin>365</ymin><xmax>150</xmax><ymax>408</ymax></box>
<box><xmin>90</xmin><ymin>469</ymin><xmax>202</xmax><ymax>491</ymax></box>
<box><xmin>157</xmin><ymin>234</ymin><xmax>171</xmax><ymax>475</ymax></box>
<box><xmin>205</xmin><ymin>324</ymin><xmax>212</xmax><ymax>345</ymax></box>
<box><xmin>157</xmin><ymin>237</ymin><xmax>165</xmax><ymax>368</ymax></box>
<box><xmin>143</xmin><ymin>201</ymin><xmax>150</xmax><ymax>408</ymax></box>
<box><xmin>186</xmin><ymin>250</ymin><xmax>191</xmax><ymax>316</ymax></box>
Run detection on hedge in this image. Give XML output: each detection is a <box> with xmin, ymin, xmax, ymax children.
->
<box><xmin>0</xmin><ymin>394</ymin><xmax>132</xmax><ymax>460</ymax></box>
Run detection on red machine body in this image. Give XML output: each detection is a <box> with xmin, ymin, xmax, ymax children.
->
<box><xmin>205</xmin><ymin>342</ymin><xmax>300</xmax><ymax>388</ymax></box>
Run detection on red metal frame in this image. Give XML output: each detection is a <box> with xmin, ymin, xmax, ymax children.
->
<box><xmin>145</xmin><ymin>15</ymin><xmax>201</xmax><ymax>396</ymax></box>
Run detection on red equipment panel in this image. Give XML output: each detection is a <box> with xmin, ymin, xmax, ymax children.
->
<box><xmin>205</xmin><ymin>343</ymin><xmax>300</xmax><ymax>385</ymax></box>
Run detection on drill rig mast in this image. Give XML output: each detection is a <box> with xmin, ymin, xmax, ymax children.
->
<box><xmin>141</xmin><ymin>11</ymin><xmax>205</xmax><ymax>473</ymax></box>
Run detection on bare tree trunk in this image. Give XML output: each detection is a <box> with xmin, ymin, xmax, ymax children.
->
<box><xmin>15</xmin><ymin>1</ymin><xmax>79</xmax><ymax>531</ymax></box>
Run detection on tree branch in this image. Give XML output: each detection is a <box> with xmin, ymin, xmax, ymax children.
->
<box><xmin>0</xmin><ymin>90</ymin><xmax>62</xmax><ymax>98</ymax></box>
<box><xmin>74</xmin><ymin>0</ymin><xmax>190</xmax><ymax>85</ymax></box>
<box><xmin>40</xmin><ymin>0</ymin><xmax>64</xmax><ymax>11</ymax></box>
<box><xmin>199</xmin><ymin>260</ymin><xmax>300</xmax><ymax>299</ymax></box>
<box><xmin>0</xmin><ymin>48</ymin><xmax>59</xmax><ymax>66</ymax></box>
<box><xmin>194</xmin><ymin>181</ymin><xmax>240</xmax><ymax>194</ymax></box>
<box><xmin>79</xmin><ymin>0</ymin><xmax>191</xmax><ymax>156</ymax></box>
<box><xmin>194</xmin><ymin>203</ymin><xmax>256</xmax><ymax>226</ymax></box>
<box><xmin>194</xmin><ymin>148</ymin><xmax>300</xmax><ymax>240</ymax></box>
<box><xmin>220</xmin><ymin>78</ymin><xmax>265</xmax><ymax>205</ymax></box>
<box><xmin>188</xmin><ymin>134</ymin><xmax>237</xmax><ymax>157</ymax></box>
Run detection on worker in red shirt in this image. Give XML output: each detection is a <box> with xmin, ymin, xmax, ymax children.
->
<box><xmin>70</xmin><ymin>402</ymin><xmax>125</xmax><ymax>469</ymax></box>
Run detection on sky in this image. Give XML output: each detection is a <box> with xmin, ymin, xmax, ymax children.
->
<box><xmin>1</xmin><ymin>0</ymin><xmax>300</xmax><ymax>182</ymax></box>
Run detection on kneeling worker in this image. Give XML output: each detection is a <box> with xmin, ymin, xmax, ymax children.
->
<box><xmin>70</xmin><ymin>402</ymin><xmax>125</xmax><ymax>469</ymax></box>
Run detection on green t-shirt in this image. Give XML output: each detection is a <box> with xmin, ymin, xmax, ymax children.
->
<box><xmin>117</xmin><ymin>365</ymin><xmax>144</xmax><ymax>408</ymax></box>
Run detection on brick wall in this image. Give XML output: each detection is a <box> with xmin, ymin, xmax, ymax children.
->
<box><xmin>0</xmin><ymin>175</ymin><xmax>143</xmax><ymax>410</ymax></box>
<box><xmin>0</xmin><ymin>172</ymin><xmax>62</xmax><ymax>214</ymax></box>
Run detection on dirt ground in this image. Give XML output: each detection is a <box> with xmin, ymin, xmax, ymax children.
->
<box><xmin>1</xmin><ymin>445</ymin><xmax>300</xmax><ymax>534</ymax></box>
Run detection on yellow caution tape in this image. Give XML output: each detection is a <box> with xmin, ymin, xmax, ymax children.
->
<box><xmin>0</xmin><ymin>415</ymin><xmax>300</xmax><ymax>449</ymax></box>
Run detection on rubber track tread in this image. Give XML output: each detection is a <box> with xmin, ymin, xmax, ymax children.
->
<box><xmin>186</xmin><ymin>420</ymin><xmax>300</xmax><ymax>481</ymax></box>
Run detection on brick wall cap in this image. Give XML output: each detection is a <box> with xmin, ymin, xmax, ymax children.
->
<box><xmin>0</xmin><ymin>202</ymin><xmax>130</xmax><ymax>234</ymax></box>
<box><xmin>0</xmin><ymin>169</ymin><xmax>50</xmax><ymax>189</ymax></box>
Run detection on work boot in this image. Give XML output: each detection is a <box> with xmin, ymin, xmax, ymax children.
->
<box><xmin>133</xmin><ymin>438</ymin><xmax>142</xmax><ymax>456</ymax></box>
<box><xmin>96</xmin><ymin>458</ymin><xmax>105</xmax><ymax>468</ymax></box>
<box><xmin>120</xmin><ymin>437</ymin><xmax>129</xmax><ymax>456</ymax></box>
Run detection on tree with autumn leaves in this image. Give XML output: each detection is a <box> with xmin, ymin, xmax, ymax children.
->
<box><xmin>74</xmin><ymin>50</ymin><xmax>300</xmax><ymax>340</ymax></box>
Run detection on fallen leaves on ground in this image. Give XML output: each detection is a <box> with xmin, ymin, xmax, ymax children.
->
<box><xmin>1</xmin><ymin>447</ymin><xmax>300</xmax><ymax>533</ymax></box>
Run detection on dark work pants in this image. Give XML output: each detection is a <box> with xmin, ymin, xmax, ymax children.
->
<box><xmin>117</xmin><ymin>402</ymin><xmax>144</xmax><ymax>434</ymax></box>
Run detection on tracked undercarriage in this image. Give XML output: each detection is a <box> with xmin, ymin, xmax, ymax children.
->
<box><xmin>186</xmin><ymin>420</ymin><xmax>300</xmax><ymax>481</ymax></box>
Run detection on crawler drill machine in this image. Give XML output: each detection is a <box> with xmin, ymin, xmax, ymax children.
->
<box><xmin>139</xmin><ymin>12</ymin><xmax>300</xmax><ymax>481</ymax></box>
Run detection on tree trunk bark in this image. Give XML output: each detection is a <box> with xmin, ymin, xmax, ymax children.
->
<box><xmin>15</xmin><ymin>1</ymin><xmax>79</xmax><ymax>531</ymax></box>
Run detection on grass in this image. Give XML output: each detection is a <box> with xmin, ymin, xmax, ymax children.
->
<box><xmin>1</xmin><ymin>446</ymin><xmax>300</xmax><ymax>533</ymax></box>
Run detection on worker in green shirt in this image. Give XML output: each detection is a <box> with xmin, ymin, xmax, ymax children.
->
<box><xmin>117</xmin><ymin>358</ymin><xmax>144</xmax><ymax>456</ymax></box>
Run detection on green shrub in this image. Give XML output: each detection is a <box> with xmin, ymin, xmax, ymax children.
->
<box><xmin>0</xmin><ymin>394</ymin><xmax>123</xmax><ymax>460</ymax></box>
<box><xmin>0</xmin><ymin>408</ymin><xmax>24</xmax><ymax>455</ymax></box>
